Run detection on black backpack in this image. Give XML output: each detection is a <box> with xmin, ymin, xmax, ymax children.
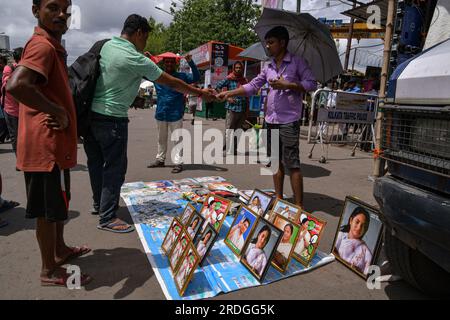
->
<box><xmin>68</xmin><ymin>39</ymin><xmax>110</xmax><ymax>138</ymax></box>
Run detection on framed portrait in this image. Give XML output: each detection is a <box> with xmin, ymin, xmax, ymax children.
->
<box><xmin>267</xmin><ymin>199</ymin><xmax>301</xmax><ymax>224</ymax></box>
<box><xmin>271</xmin><ymin>214</ymin><xmax>300</xmax><ymax>273</ymax></box>
<box><xmin>247</xmin><ymin>189</ymin><xmax>274</xmax><ymax>217</ymax></box>
<box><xmin>174</xmin><ymin>243</ymin><xmax>201</xmax><ymax>296</ymax></box>
<box><xmin>168</xmin><ymin>230</ymin><xmax>191</xmax><ymax>272</ymax></box>
<box><xmin>199</xmin><ymin>194</ymin><xmax>232</xmax><ymax>233</ymax></box>
<box><xmin>194</xmin><ymin>223</ymin><xmax>218</xmax><ymax>266</ymax></box>
<box><xmin>293</xmin><ymin>211</ymin><xmax>327</xmax><ymax>267</ymax></box>
<box><xmin>332</xmin><ymin>196</ymin><xmax>383</xmax><ymax>279</ymax></box>
<box><xmin>179</xmin><ymin>203</ymin><xmax>196</xmax><ymax>226</ymax></box>
<box><xmin>161</xmin><ymin>218</ymin><xmax>183</xmax><ymax>255</ymax></box>
<box><xmin>240</xmin><ymin>218</ymin><xmax>283</xmax><ymax>282</ymax></box>
<box><xmin>224</xmin><ymin>206</ymin><xmax>259</xmax><ymax>257</ymax></box>
<box><xmin>186</xmin><ymin>210</ymin><xmax>205</xmax><ymax>242</ymax></box>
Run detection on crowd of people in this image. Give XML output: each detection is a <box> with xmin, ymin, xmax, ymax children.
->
<box><xmin>0</xmin><ymin>0</ymin><xmax>373</xmax><ymax>289</ymax></box>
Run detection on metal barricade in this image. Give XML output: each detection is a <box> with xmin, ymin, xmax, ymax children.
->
<box><xmin>306</xmin><ymin>89</ymin><xmax>379</xmax><ymax>163</ymax></box>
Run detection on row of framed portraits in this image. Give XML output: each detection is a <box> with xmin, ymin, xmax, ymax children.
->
<box><xmin>225</xmin><ymin>203</ymin><xmax>326</xmax><ymax>281</ymax></box>
<box><xmin>245</xmin><ymin>190</ymin><xmax>385</xmax><ymax>280</ymax></box>
<box><xmin>161</xmin><ymin>194</ymin><xmax>232</xmax><ymax>296</ymax></box>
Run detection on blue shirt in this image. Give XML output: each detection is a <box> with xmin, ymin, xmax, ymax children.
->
<box><xmin>216</xmin><ymin>79</ymin><xmax>247</xmax><ymax>113</ymax></box>
<box><xmin>154</xmin><ymin>60</ymin><xmax>200</xmax><ymax>122</ymax></box>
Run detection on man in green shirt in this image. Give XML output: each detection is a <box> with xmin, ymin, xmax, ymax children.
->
<box><xmin>84</xmin><ymin>14</ymin><xmax>214</xmax><ymax>234</ymax></box>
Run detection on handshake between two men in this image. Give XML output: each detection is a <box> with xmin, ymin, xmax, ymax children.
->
<box><xmin>198</xmin><ymin>75</ymin><xmax>297</xmax><ymax>104</ymax></box>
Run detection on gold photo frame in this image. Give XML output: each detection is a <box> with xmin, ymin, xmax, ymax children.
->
<box><xmin>174</xmin><ymin>242</ymin><xmax>201</xmax><ymax>296</ymax></box>
<box><xmin>168</xmin><ymin>229</ymin><xmax>191</xmax><ymax>272</ymax></box>
<box><xmin>331</xmin><ymin>196</ymin><xmax>383</xmax><ymax>279</ymax></box>
<box><xmin>161</xmin><ymin>218</ymin><xmax>183</xmax><ymax>255</ymax></box>
<box><xmin>199</xmin><ymin>193</ymin><xmax>232</xmax><ymax>233</ymax></box>
<box><xmin>179</xmin><ymin>203</ymin><xmax>197</xmax><ymax>226</ymax></box>
<box><xmin>271</xmin><ymin>214</ymin><xmax>301</xmax><ymax>273</ymax></box>
<box><xmin>293</xmin><ymin>211</ymin><xmax>327</xmax><ymax>267</ymax></box>
<box><xmin>266</xmin><ymin>199</ymin><xmax>301</xmax><ymax>224</ymax></box>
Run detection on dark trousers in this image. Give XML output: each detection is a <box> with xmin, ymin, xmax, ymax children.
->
<box><xmin>4</xmin><ymin>112</ymin><xmax>18</xmax><ymax>154</ymax></box>
<box><xmin>224</xmin><ymin>110</ymin><xmax>246</xmax><ymax>153</ymax></box>
<box><xmin>83</xmin><ymin>115</ymin><xmax>128</xmax><ymax>225</ymax></box>
<box><xmin>0</xmin><ymin>117</ymin><xmax>9</xmax><ymax>143</ymax></box>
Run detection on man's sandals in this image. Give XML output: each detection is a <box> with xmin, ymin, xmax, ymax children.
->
<box><xmin>97</xmin><ymin>219</ymin><xmax>135</xmax><ymax>234</ymax></box>
<box><xmin>56</xmin><ymin>245</ymin><xmax>92</xmax><ymax>266</ymax></box>
<box><xmin>41</xmin><ymin>267</ymin><xmax>92</xmax><ymax>287</ymax></box>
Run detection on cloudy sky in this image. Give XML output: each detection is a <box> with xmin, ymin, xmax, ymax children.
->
<box><xmin>0</xmin><ymin>0</ymin><xmax>383</xmax><ymax>70</ymax></box>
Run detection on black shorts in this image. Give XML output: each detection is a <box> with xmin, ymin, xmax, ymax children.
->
<box><xmin>24</xmin><ymin>165</ymin><xmax>71</xmax><ymax>222</ymax></box>
<box><xmin>266</xmin><ymin>120</ymin><xmax>301</xmax><ymax>170</ymax></box>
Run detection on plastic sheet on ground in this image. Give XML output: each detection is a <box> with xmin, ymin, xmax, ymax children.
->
<box><xmin>121</xmin><ymin>179</ymin><xmax>335</xmax><ymax>300</ymax></box>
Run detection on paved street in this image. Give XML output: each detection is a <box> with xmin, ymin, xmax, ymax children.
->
<box><xmin>0</xmin><ymin>109</ymin><xmax>426</xmax><ymax>300</ymax></box>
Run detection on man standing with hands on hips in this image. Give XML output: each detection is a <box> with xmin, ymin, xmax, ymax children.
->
<box><xmin>217</xmin><ymin>26</ymin><xmax>317</xmax><ymax>208</ymax></box>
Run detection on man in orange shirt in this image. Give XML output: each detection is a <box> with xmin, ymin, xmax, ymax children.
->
<box><xmin>7</xmin><ymin>0</ymin><xmax>92</xmax><ymax>287</ymax></box>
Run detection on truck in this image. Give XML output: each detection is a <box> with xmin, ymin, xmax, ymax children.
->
<box><xmin>373</xmin><ymin>21</ymin><xmax>450</xmax><ymax>296</ymax></box>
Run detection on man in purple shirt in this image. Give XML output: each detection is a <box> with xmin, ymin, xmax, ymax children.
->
<box><xmin>218</xmin><ymin>26</ymin><xmax>317</xmax><ymax>208</ymax></box>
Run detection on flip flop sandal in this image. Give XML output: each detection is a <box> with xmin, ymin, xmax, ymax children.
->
<box><xmin>56</xmin><ymin>245</ymin><xmax>92</xmax><ymax>266</ymax></box>
<box><xmin>0</xmin><ymin>200</ymin><xmax>20</xmax><ymax>214</ymax></box>
<box><xmin>97</xmin><ymin>221</ymin><xmax>135</xmax><ymax>234</ymax></box>
<box><xmin>41</xmin><ymin>272</ymin><xmax>93</xmax><ymax>287</ymax></box>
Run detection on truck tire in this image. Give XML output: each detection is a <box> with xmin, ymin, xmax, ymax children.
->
<box><xmin>384</xmin><ymin>229</ymin><xmax>450</xmax><ymax>297</ymax></box>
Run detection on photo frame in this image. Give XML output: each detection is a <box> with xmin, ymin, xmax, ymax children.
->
<box><xmin>199</xmin><ymin>194</ymin><xmax>232</xmax><ymax>233</ymax></box>
<box><xmin>292</xmin><ymin>211</ymin><xmax>327</xmax><ymax>267</ymax></box>
<box><xmin>179</xmin><ymin>203</ymin><xmax>196</xmax><ymax>226</ymax></box>
<box><xmin>224</xmin><ymin>205</ymin><xmax>259</xmax><ymax>257</ymax></box>
<box><xmin>271</xmin><ymin>214</ymin><xmax>301</xmax><ymax>273</ymax></box>
<box><xmin>240</xmin><ymin>218</ymin><xmax>283</xmax><ymax>282</ymax></box>
<box><xmin>168</xmin><ymin>230</ymin><xmax>191</xmax><ymax>272</ymax></box>
<box><xmin>247</xmin><ymin>189</ymin><xmax>274</xmax><ymax>217</ymax></box>
<box><xmin>186</xmin><ymin>210</ymin><xmax>205</xmax><ymax>243</ymax></box>
<box><xmin>266</xmin><ymin>199</ymin><xmax>301</xmax><ymax>224</ymax></box>
<box><xmin>174</xmin><ymin>243</ymin><xmax>201</xmax><ymax>296</ymax></box>
<box><xmin>161</xmin><ymin>218</ymin><xmax>183</xmax><ymax>255</ymax></box>
<box><xmin>194</xmin><ymin>223</ymin><xmax>218</xmax><ymax>266</ymax></box>
<box><xmin>332</xmin><ymin>196</ymin><xmax>384</xmax><ymax>279</ymax></box>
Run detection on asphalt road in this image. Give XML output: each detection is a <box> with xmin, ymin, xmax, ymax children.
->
<box><xmin>0</xmin><ymin>109</ymin><xmax>427</xmax><ymax>300</ymax></box>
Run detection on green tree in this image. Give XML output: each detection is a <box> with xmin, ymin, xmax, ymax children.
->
<box><xmin>145</xmin><ymin>17</ymin><xmax>169</xmax><ymax>55</ymax></box>
<box><xmin>165</xmin><ymin>0</ymin><xmax>261</xmax><ymax>54</ymax></box>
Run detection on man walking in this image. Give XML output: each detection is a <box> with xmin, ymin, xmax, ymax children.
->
<box><xmin>1</xmin><ymin>47</ymin><xmax>23</xmax><ymax>154</ymax></box>
<box><xmin>7</xmin><ymin>0</ymin><xmax>92</xmax><ymax>286</ymax></box>
<box><xmin>148</xmin><ymin>54</ymin><xmax>200</xmax><ymax>173</ymax></box>
<box><xmin>84</xmin><ymin>15</ymin><xmax>213</xmax><ymax>233</ymax></box>
<box><xmin>215</xmin><ymin>61</ymin><xmax>248</xmax><ymax>156</ymax></box>
<box><xmin>217</xmin><ymin>26</ymin><xmax>317</xmax><ymax>208</ymax></box>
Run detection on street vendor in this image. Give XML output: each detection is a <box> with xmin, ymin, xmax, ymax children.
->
<box><xmin>217</xmin><ymin>26</ymin><xmax>317</xmax><ymax>208</ymax></box>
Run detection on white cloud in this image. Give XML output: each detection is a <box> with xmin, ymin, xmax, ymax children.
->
<box><xmin>0</xmin><ymin>0</ymin><xmax>383</xmax><ymax>69</ymax></box>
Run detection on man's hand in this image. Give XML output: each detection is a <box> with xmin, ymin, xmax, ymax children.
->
<box><xmin>216</xmin><ymin>91</ymin><xmax>231</xmax><ymax>102</ymax></box>
<box><xmin>44</xmin><ymin>108</ymin><xmax>69</xmax><ymax>130</ymax></box>
<box><xmin>268</xmin><ymin>77</ymin><xmax>291</xmax><ymax>90</ymax></box>
<box><xmin>201</xmin><ymin>88</ymin><xmax>216</xmax><ymax>102</ymax></box>
<box><xmin>185</xmin><ymin>54</ymin><xmax>193</xmax><ymax>63</ymax></box>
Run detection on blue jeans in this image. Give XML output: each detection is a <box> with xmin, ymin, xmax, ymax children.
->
<box><xmin>83</xmin><ymin>115</ymin><xmax>128</xmax><ymax>226</ymax></box>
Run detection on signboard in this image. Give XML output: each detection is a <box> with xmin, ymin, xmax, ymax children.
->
<box><xmin>211</xmin><ymin>43</ymin><xmax>229</xmax><ymax>68</ymax></box>
<box><xmin>335</xmin><ymin>93</ymin><xmax>373</xmax><ymax>111</ymax></box>
<box><xmin>317</xmin><ymin>109</ymin><xmax>376</xmax><ymax>124</ymax></box>
<box><xmin>210</xmin><ymin>66</ymin><xmax>228</xmax><ymax>87</ymax></box>
<box><xmin>190</xmin><ymin>43</ymin><xmax>210</xmax><ymax>66</ymax></box>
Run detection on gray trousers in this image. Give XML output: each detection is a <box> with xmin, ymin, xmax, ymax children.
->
<box><xmin>224</xmin><ymin>110</ymin><xmax>246</xmax><ymax>153</ymax></box>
